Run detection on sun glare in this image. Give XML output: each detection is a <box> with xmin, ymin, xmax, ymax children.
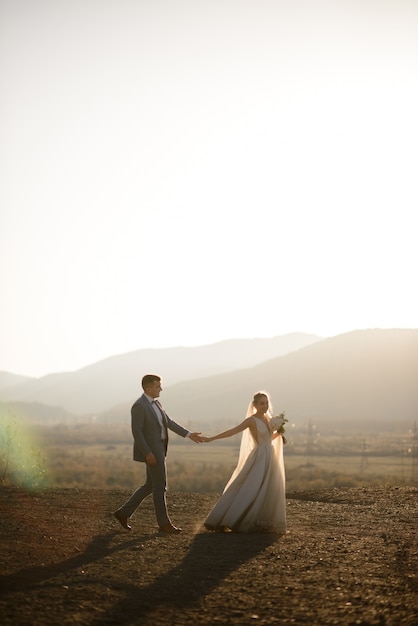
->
<box><xmin>0</xmin><ymin>413</ymin><xmax>49</xmax><ymax>490</ymax></box>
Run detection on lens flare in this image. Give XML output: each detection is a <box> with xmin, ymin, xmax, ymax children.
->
<box><xmin>0</xmin><ymin>412</ymin><xmax>49</xmax><ymax>490</ymax></box>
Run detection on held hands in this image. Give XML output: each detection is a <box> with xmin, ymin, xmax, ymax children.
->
<box><xmin>188</xmin><ymin>432</ymin><xmax>214</xmax><ymax>443</ymax></box>
<box><xmin>189</xmin><ymin>432</ymin><xmax>205</xmax><ymax>443</ymax></box>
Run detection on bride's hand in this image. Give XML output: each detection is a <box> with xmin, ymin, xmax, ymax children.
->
<box><xmin>201</xmin><ymin>436</ymin><xmax>213</xmax><ymax>443</ymax></box>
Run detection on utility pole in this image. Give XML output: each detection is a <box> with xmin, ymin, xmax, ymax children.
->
<box><xmin>305</xmin><ymin>420</ymin><xmax>315</xmax><ymax>467</ymax></box>
<box><xmin>411</xmin><ymin>422</ymin><xmax>418</xmax><ymax>484</ymax></box>
<box><xmin>360</xmin><ymin>439</ymin><xmax>369</xmax><ymax>473</ymax></box>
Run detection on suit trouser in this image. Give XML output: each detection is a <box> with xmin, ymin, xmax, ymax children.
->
<box><xmin>119</xmin><ymin>453</ymin><xmax>169</xmax><ymax>526</ymax></box>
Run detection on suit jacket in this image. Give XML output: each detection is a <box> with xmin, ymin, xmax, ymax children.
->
<box><xmin>131</xmin><ymin>394</ymin><xmax>189</xmax><ymax>462</ymax></box>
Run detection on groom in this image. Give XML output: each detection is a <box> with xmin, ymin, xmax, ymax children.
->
<box><xmin>114</xmin><ymin>374</ymin><xmax>203</xmax><ymax>533</ymax></box>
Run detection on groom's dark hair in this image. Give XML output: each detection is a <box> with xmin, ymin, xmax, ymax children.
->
<box><xmin>142</xmin><ymin>374</ymin><xmax>161</xmax><ymax>389</ymax></box>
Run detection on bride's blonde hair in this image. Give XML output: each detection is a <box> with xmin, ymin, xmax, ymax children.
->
<box><xmin>247</xmin><ymin>390</ymin><xmax>273</xmax><ymax>417</ymax></box>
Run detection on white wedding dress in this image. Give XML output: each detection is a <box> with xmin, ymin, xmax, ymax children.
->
<box><xmin>204</xmin><ymin>417</ymin><xmax>286</xmax><ymax>533</ymax></box>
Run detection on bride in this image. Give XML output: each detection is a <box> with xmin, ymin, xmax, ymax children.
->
<box><xmin>201</xmin><ymin>391</ymin><xmax>286</xmax><ymax>533</ymax></box>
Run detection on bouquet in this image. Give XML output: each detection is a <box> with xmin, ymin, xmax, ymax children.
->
<box><xmin>269</xmin><ymin>412</ymin><xmax>288</xmax><ymax>444</ymax></box>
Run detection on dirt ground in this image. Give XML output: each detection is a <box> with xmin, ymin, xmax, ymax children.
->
<box><xmin>0</xmin><ymin>486</ymin><xmax>417</xmax><ymax>625</ymax></box>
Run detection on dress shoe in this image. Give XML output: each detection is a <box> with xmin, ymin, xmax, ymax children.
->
<box><xmin>114</xmin><ymin>510</ymin><xmax>131</xmax><ymax>530</ymax></box>
<box><xmin>158</xmin><ymin>523</ymin><xmax>182</xmax><ymax>534</ymax></box>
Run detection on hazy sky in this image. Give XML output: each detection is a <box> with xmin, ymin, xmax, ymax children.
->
<box><xmin>1</xmin><ymin>0</ymin><xmax>417</xmax><ymax>377</ymax></box>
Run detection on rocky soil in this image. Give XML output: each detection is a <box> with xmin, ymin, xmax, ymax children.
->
<box><xmin>0</xmin><ymin>486</ymin><xmax>417</xmax><ymax>625</ymax></box>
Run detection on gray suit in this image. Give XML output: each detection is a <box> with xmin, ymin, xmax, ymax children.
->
<box><xmin>118</xmin><ymin>394</ymin><xmax>189</xmax><ymax>526</ymax></box>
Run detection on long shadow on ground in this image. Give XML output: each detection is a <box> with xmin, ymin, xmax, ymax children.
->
<box><xmin>93</xmin><ymin>531</ymin><xmax>280</xmax><ymax>625</ymax></box>
<box><xmin>0</xmin><ymin>526</ymin><xmax>281</xmax><ymax>624</ymax></box>
<box><xmin>0</xmin><ymin>533</ymin><xmax>142</xmax><ymax>593</ymax></box>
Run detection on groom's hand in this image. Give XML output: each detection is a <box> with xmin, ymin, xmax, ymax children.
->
<box><xmin>189</xmin><ymin>432</ymin><xmax>203</xmax><ymax>443</ymax></box>
<box><xmin>145</xmin><ymin>452</ymin><xmax>157</xmax><ymax>465</ymax></box>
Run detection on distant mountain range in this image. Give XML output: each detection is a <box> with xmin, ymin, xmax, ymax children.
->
<box><xmin>159</xmin><ymin>329</ymin><xmax>417</xmax><ymax>431</ymax></box>
<box><xmin>1</xmin><ymin>330</ymin><xmax>417</xmax><ymax>433</ymax></box>
<box><xmin>0</xmin><ymin>333</ymin><xmax>321</xmax><ymax>415</ymax></box>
